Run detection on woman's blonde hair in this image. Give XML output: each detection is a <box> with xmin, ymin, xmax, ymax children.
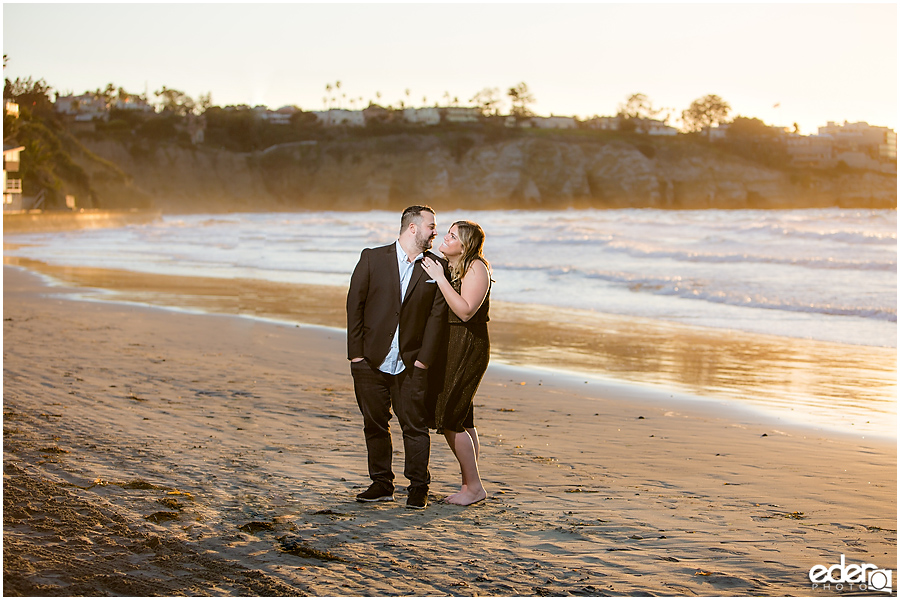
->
<box><xmin>449</xmin><ymin>220</ymin><xmax>490</xmax><ymax>282</ymax></box>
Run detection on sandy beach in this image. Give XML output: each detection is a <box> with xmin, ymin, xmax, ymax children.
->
<box><xmin>5</xmin><ymin>251</ymin><xmax>895</xmax><ymax>438</ymax></box>
<box><xmin>3</xmin><ymin>264</ymin><xmax>896</xmax><ymax>596</ymax></box>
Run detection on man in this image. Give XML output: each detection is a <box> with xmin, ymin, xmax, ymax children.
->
<box><xmin>347</xmin><ymin>205</ymin><xmax>449</xmax><ymax>510</ymax></box>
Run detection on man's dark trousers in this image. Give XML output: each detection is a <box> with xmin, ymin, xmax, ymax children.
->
<box><xmin>351</xmin><ymin>360</ymin><xmax>430</xmax><ymax>492</ymax></box>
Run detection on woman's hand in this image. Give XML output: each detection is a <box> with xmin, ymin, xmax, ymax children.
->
<box><xmin>421</xmin><ymin>256</ymin><xmax>446</xmax><ymax>282</ymax></box>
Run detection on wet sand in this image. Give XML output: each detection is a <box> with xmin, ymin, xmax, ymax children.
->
<box><xmin>4</xmin><ymin>252</ymin><xmax>896</xmax><ymax>437</ymax></box>
<box><xmin>3</xmin><ymin>265</ymin><xmax>896</xmax><ymax>596</ymax></box>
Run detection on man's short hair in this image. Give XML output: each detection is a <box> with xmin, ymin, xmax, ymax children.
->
<box><xmin>400</xmin><ymin>205</ymin><xmax>435</xmax><ymax>234</ymax></box>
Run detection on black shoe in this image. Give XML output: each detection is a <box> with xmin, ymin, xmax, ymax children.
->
<box><xmin>406</xmin><ymin>487</ymin><xmax>428</xmax><ymax>510</ymax></box>
<box><xmin>356</xmin><ymin>482</ymin><xmax>394</xmax><ymax>502</ymax></box>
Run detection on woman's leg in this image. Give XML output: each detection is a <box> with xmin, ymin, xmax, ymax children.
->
<box><xmin>451</xmin><ymin>427</ymin><xmax>480</xmax><ymax>495</ymax></box>
<box><xmin>458</xmin><ymin>404</ymin><xmax>478</xmax><ymax>493</ymax></box>
<box><xmin>465</xmin><ymin>426</ymin><xmax>480</xmax><ymax>460</ymax></box>
<box><xmin>443</xmin><ymin>430</ymin><xmax>466</xmax><ymax>501</ymax></box>
<box><xmin>443</xmin><ymin>430</ymin><xmax>486</xmax><ymax>505</ymax></box>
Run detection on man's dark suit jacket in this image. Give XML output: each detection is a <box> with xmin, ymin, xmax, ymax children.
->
<box><xmin>347</xmin><ymin>243</ymin><xmax>448</xmax><ymax>370</ymax></box>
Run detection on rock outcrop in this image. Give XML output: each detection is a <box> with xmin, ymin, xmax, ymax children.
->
<box><xmin>79</xmin><ymin>133</ymin><xmax>897</xmax><ymax>213</ymax></box>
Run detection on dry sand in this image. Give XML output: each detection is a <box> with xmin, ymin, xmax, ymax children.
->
<box><xmin>3</xmin><ymin>265</ymin><xmax>896</xmax><ymax>596</ymax></box>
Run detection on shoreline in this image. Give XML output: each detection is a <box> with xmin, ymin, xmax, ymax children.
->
<box><xmin>3</xmin><ymin>264</ymin><xmax>896</xmax><ymax>596</ymax></box>
<box><xmin>21</xmin><ymin>269</ymin><xmax>899</xmax><ymax>444</ymax></box>
<box><xmin>4</xmin><ymin>254</ymin><xmax>896</xmax><ymax>439</ymax></box>
<box><xmin>2</xmin><ymin>208</ymin><xmax>161</xmax><ymax>233</ymax></box>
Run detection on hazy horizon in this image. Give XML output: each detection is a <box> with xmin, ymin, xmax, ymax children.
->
<box><xmin>3</xmin><ymin>3</ymin><xmax>896</xmax><ymax>135</ymax></box>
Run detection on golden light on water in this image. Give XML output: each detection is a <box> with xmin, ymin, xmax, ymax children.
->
<box><xmin>6</xmin><ymin>253</ymin><xmax>894</xmax><ymax>437</ymax></box>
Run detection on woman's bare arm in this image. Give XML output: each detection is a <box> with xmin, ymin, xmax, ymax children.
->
<box><xmin>422</xmin><ymin>257</ymin><xmax>489</xmax><ymax>322</ymax></box>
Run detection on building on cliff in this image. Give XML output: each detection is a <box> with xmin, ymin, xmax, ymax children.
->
<box><xmin>583</xmin><ymin>115</ymin><xmax>676</xmax><ymax>135</ymax></box>
<box><xmin>403</xmin><ymin>107</ymin><xmax>440</xmax><ymax>125</ymax></box>
<box><xmin>640</xmin><ymin>118</ymin><xmax>678</xmax><ymax>136</ymax></box>
<box><xmin>253</xmin><ymin>105</ymin><xmax>298</xmax><ymax>125</ymax></box>
<box><xmin>584</xmin><ymin>116</ymin><xmax>618</xmax><ymax>131</ymax></box>
<box><xmin>312</xmin><ymin>108</ymin><xmax>366</xmax><ymax>127</ymax></box>
<box><xmin>3</xmin><ymin>100</ymin><xmax>25</xmax><ymax>211</ymax></box>
<box><xmin>783</xmin><ymin>122</ymin><xmax>897</xmax><ymax>173</ymax></box>
<box><xmin>531</xmin><ymin>116</ymin><xmax>579</xmax><ymax>129</ymax></box>
<box><xmin>3</xmin><ymin>143</ymin><xmax>25</xmax><ymax>211</ymax></box>
<box><xmin>442</xmin><ymin>107</ymin><xmax>481</xmax><ymax>123</ymax></box>
<box><xmin>785</xmin><ymin>135</ymin><xmax>833</xmax><ymax>167</ymax></box>
<box><xmin>110</xmin><ymin>94</ymin><xmax>154</xmax><ymax>113</ymax></box>
<box><xmin>311</xmin><ymin>105</ymin><xmax>591</xmax><ymax>129</ymax></box>
<box><xmin>818</xmin><ymin>121</ymin><xmax>897</xmax><ymax>162</ymax></box>
<box><xmin>707</xmin><ymin>122</ymin><xmax>786</xmax><ymax>140</ymax></box>
<box><xmin>54</xmin><ymin>93</ymin><xmax>109</xmax><ymax>122</ymax></box>
<box><xmin>54</xmin><ymin>90</ymin><xmax>152</xmax><ymax>125</ymax></box>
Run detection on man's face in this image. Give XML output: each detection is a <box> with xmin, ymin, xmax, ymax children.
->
<box><xmin>414</xmin><ymin>212</ymin><xmax>437</xmax><ymax>252</ymax></box>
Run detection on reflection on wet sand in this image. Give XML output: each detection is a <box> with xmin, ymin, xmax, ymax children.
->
<box><xmin>490</xmin><ymin>303</ymin><xmax>895</xmax><ymax>432</ymax></box>
<box><xmin>5</xmin><ymin>255</ymin><xmax>895</xmax><ymax>435</ymax></box>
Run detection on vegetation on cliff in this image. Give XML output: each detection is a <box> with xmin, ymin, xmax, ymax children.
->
<box><xmin>3</xmin><ymin>77</ymin><xmax>150</xmax><ymax>210</ymax></box>
<box><xmin>4</xmin><ymin>74</ymin><xmax>895</xmax><ymax>212</ymax></box>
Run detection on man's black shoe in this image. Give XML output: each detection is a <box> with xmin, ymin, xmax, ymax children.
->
<box><xmin>406</xmin><ymin>487</ymin><xmax>428</xmax><ymax>510</ymax></box>
<box><xmin>356</xmin><ymin>482</ymin><xmax>394</xmax><ymax>502</ymax></box>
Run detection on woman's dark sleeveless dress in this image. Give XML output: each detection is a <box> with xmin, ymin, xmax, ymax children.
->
<box><xmin>434</xmin><ymin>274</ymin><xmax>490</xmax><ymax>433</ymax></box>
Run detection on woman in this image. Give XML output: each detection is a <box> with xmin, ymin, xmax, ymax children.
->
<box><xmin>422</xmin><ymin>220</ymin><xmax>491</xmax><ymax>506</ymax></box>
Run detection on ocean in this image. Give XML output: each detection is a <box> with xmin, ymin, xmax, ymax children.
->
<box><xmin>5</xmin><ymin>207</ymin><xmax>896</xmax><ymax>437</ymax></box>
<box><xmin>6</xmin><ymin>207</ymin><xmax>896</xmax><ymax>348</ymax></box>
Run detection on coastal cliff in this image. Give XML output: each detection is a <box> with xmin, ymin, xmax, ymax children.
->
<box><xmin>78</xmin><ymin>132</ymin><xmax>896</xmax><ymax>213</ymax></box>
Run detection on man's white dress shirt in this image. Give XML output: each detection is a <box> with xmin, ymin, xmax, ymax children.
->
<box><xmin>378</xmin><ymin>241</ymin><xmax>423</xmax><ymax>375</ymax></box>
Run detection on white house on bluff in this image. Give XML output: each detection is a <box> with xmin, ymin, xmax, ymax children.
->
<box><xmin>3</xmin><ymin>100</ymin><xmax>25</xmax><ymax>212</ymax></box>
<box><xmin>3</xmin><ymin>143</ymin><xmax>25</xmax><ymax>211</ymax></box>
<box><xmin>312</xmin><ymin>109</ymin><xmax>366</xmax><ymax>127</ymax></box>
<box><xmin>54</xmin><ymin>93</ymin><xmax>109</xmax><ymax>121</ymax></box>
<box><xmin>531</xmin><ymin>116</ymin><xmax>579</xmax><ymax>129</ymax></box>
<box><xmin>403</xmin><ymin>107</ymin><xmax>440</xmax><ymax>125</ymax></box>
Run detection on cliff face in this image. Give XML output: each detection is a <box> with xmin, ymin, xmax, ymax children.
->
<box><xmin>79</xmin><ymin>133</ymin><xmax>897</xmax><ymax>213</ymax></box>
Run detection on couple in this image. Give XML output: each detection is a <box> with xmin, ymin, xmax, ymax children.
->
<box><xmin>346</xmin><ymin>205</ymin><xmax>491</xmax><ymax>510</ymax></box>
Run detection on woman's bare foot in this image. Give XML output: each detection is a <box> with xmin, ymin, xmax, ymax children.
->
<box><xmin>443</xmin><ymin>489</ymin><xmax>462</xmax><ymax>503</ymax></box>
<box><xmin>443</xmin><ymin>481</ymin><xmax>470</xmax><ymax>502</ymax></box>
<box><xmin>444</xmin><ymin>487</ymin><xmax>486</xmax><ymax>506</ymax></box>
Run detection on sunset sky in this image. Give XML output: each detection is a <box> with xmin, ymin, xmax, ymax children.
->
<box><xmin>3</xmin><ymin>2</ymin><xmax>897</xmax><ymax>135</ymax></box>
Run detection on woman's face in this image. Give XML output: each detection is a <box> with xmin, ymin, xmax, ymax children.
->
<box><xmin>439</xmin><ymin>225</ymin><xmax>463</xmax><ymax>258</ymax></box>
